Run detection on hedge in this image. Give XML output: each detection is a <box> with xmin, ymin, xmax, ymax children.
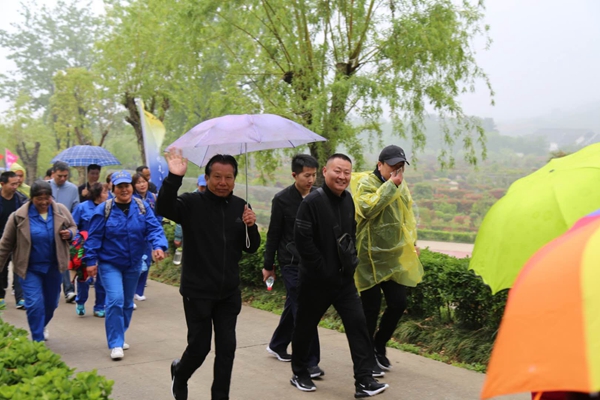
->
<box><xmin>0</xmin><ymin>317</ymin><xmax>113</xmax><ymax>400</ymax></box>
<box><xmin>239</xmin><ymin>234</ymin><xmax>506</xmax><ymax>331</ymax></box>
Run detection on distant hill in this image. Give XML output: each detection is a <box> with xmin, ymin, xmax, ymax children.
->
<box><xmin>497</xmin><ymin>100</ymin><xmax>600</xmax><ymax>138</ymax></box>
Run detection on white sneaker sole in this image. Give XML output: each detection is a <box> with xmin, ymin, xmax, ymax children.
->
<box><xmin>356</xmin><ymin>383</ymin><xmax>389</xmax><ymax>398</ymax></box>
<box><xmin>266</xmin><ymin>346</ymin><xmax>291</xmax><ymax>362</ymax></box>
<box><xmin>376</xmin><ymin>358</ymin><xmax>392</xmax><ymax>371</ymax></box>
<box><xmin>290</xmin><ymin>378</ymin><xmax>316</xmax><ymax>392</ymax></box>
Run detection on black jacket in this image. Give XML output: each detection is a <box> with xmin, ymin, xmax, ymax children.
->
<box><xmin>156</xmin><ymin>173</ymin><xmax>261</xmax><ymax>300</ymax></box>
<box><xmin>263</xmin><ymin>184</ymin><xmax>314</xmax><ymax>271</ymax></box>
<box><xmin>294</xmin><ymin>183</ymin><xmax>357</xmax><ymax>285</ymax></box>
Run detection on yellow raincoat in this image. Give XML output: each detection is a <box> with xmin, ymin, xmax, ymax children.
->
<box><xmin>351</xmin><ymin>171</ymin><xmax>423</xmax><ymax>292</ymax></box>
<box><xmin>10</xmin><ymin>162</ymin><xmax>30</xmax><ymax>198</ymax></box>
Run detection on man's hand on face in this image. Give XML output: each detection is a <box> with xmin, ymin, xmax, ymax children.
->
<box><xmin>242</xmin><ymin>205</ymin><xmax>256</xmax><ymax>227</ymax></box>
<box><xmin>390</xmin><ymin>167</ymin><xmax>403</xmax><ymax>186</ymax></box>
<box><xmin>165</xmin><ymin>148</ymin><xmax>188</xmax><ymax>176</ymax></box>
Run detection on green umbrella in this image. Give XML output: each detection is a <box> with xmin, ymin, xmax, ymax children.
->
<box><xmin>469</xmin><ymin>143</ymin><xmax>600</xmax><ymax>294</ymax></box>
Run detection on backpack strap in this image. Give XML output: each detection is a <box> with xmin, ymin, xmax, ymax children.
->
<box><xmin>104</xmin><ymin>199</ymin><xmax>113</xmax><ymax>220</ymax></box>
<box><xmin>133</xmin><ymin>197</ymin><xmax>146</xmax><ymax>214</ymax></box>
<box><xmin>104</xmin><ymin>198</ymin><xmax>146</xmax><ymax>220</ymax></box>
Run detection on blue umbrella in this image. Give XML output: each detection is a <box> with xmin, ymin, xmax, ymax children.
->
<box><xmin>51</xmin><ymin>145</ymin><xmax>121</xmax><ymax>167</ymax></box>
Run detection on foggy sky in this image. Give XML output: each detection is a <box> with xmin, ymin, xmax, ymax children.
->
<box><xmin>0</xmin><ymin>0</ymin><xmax>599</xmax><ymax>123</ymax></box>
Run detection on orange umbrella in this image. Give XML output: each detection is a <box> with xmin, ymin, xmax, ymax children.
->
<box><xmin>482</xmin><ymin>210</ymin><xmax>600</xmax><ymax>398</ymax></box>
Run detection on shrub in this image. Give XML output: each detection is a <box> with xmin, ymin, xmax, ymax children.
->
<box><xmin>0</xmin><ymin>318</ymin><xmax>113</xmax><ymax>399</ymax></box>
<box><xmin>406</xmin><ymin>250</ymin><xmax>507</xmax><ymax>330</ymax></box>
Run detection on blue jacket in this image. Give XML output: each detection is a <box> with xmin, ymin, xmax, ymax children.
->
<box><xmin>83</xmin><ymin>199</ymin><xmax>167</xmax><ymax>268</ymax></box>
<box><xmin>72</xmin><ymin>200</ymin><xmax>98</xmax><ymax>232</ymax></box>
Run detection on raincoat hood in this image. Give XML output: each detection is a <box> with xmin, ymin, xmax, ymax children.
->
<box><xmin>350</xmin><ymin>171</ymin><xmax>423</xmax><ymax>291</ymax></box>
<box><xmin>9</xmin><ymin>162</ymin><xmax>30</xmax><ymax>198</ymax></box>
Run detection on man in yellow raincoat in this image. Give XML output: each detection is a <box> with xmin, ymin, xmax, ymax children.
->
<box><xmin>351</xmin><ymin>145</ymin><xmax>423</xmax><ymax>371</ymax></box>
<box><xmin>10</xmin><ymin>162</ymin><xmax>31</xmax><ymax>198</ymax></box>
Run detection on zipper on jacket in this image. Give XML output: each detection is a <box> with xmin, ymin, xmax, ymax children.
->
<box><xmin>220</xmin><ymin>203</ymin><xmax>227</xmax><ymax>298</ymax></box>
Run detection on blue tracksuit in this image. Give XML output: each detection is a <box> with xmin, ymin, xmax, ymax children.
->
<box><xmin>84</xmin><ymin>199</ymin><xmax>167</xmax><ymax>349</ymax></box>
<box><xmin>19</xmin><ymin>206</ymin><xmax>62</xmax><ymax>342</ymax></box>
<box><xmin>72</xmin><ymin>200</ymin><xmax>106</xmax><ymax>312</ymax></box>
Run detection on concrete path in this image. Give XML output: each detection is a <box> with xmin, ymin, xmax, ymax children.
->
<box><xmin>1</xmin><ymin>277</ymin><xmax>525</xmax><ymax>400</ymax></box>
<box><xmin>420</xmin><ymin>240</ymin><xmax>474</xmax><ymax>259</ymax></box>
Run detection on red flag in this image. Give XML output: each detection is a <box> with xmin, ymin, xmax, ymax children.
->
<box><xmin>5</xmin><ymin>149</ymin><xmax>18</xmax><ymax>169</ymax></box>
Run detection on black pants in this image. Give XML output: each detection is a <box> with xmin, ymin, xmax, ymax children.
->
<box><xmin>360</xmin><ymin>280</ymin><xmax>408</xmax><ymax>354</ymax></box>
<box><xmin>0</xmin><ymin>257</ymin><xmax>23</xmax><ymax>302</ymax></box>
<box><xmin>176</xmin><ymin>291</ymin><xmax>242</xmax><ymax>400</ymax></box>
<box><xmin>269</xmin><ymin>265</ymin><xmax>320</xmax><ymax>366</ymax></box>
<box><xmin>292</xmin><ymin>278</ymin><xmax>373</xmax><ymax>381</ymax></box>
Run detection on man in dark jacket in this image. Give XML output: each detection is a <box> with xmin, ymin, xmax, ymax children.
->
<box><xmin>0</xmin><ymin>171</ymin><xmax>27</xmax><ymax>308</ymax></box>
<box><xmin>157</xmin><ymin>150</ymin><xmax>261</xmax><ymax>400</ymax></box>
<box><xmin>290</xmin><ymin>154</ymin><xmax>389</xmax><ymax>398</ymax></box>
<box><xmin>262</xmin><ymin>154</ymin><xmax>323</xmax><ymax>376</ymax></box>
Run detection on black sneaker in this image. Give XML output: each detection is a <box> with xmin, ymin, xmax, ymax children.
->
<box><xmin>171</xmin><ymin>359</ymin><xmax>188</xmax><ymax>400</ymax></box>
<box><xmin>308</xmin><ymin>365</ymin><xmax>325</xmax><ymax>378</ymax></box>
<box><xmin>266</xmin><ymin>346</ymin><xmax>292</xmax><ymax>362</ymax></box>
<box><xmin>374</xmin><ymin>349</ymin><xmax>392</xmax><ymax>370</ymax></box>
<box><xmin>290</xmin><ymin>375</ymin><xmax>317</xmax><ymax>392</ymax></box>
<box><xmin>372</xmin><ymin>364</ymin><xmax>385</xmax><ymax>378</ymax></box>
<box><xmin>355</xmin><ymin>377</ymin><xmax>389</xmax><ymax>398</ymax></box>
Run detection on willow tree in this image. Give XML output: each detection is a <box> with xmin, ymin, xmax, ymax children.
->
<box><xmin>95</xmin><ymin>0</ymin><xmax>234</xmax><ymax>162</ymax></box>
<box><xmin>186</xmin><ymin>0</ymin><xmax>493</xmax><ymax>168</ymax></box>
<box><xmin>95</xmin><ymin>0</ymin><xmax>491</xmax><ymax>171</ymax></box>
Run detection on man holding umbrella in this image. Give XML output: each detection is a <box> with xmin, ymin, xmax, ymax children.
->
<box><xmin>157</xmin><ymin>149</ymin><xmax>261</xmax><ymax>400</ymax></box>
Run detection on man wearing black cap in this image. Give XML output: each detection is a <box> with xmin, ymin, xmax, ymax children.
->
<box><xmin>351</xmin><ymin>145</ymin><xmax>424</xmax><ymax>371</ymax></box>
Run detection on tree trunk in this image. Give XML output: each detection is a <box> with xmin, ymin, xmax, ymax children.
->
<box><xmin>16</xmin><ymin>141</ymin><xmax>40</xmax><ymax>186</ymax></box>
<box><xmin>122</xmin><ymin>92</ymin><xmax>170</xmax><ymax>165</ymax></box>
<box><xmin>123</xmin><ymin>92</ymin><xmax>145</xmax><ymax>164</ymax></box>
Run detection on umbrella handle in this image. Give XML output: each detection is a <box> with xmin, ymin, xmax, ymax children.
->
<box><xmin>245</xmin><ymin>144</ymin><xmax>250</xmax><ymax>248</ymax></box>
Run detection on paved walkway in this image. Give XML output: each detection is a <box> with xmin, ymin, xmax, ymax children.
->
<box><xmin>420</xmin><ymin>240</ymin><xmax>474</xmax><ymax>259</ymax></box>
<box><xmin>1</xmin><ymin>276</ymin><xmax>525</xmax><ymax>400</ymax></box>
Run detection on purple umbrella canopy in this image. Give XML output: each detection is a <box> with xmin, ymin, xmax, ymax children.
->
<box><xmin>167</xmin><ymin>114</ymin><xmax>327</xmax><ymax>167</ymax></box>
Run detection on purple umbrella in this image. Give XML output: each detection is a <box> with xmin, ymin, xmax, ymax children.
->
<box><xmin>167</xmin><ymin>113</ymin><xmax>327</xmax><ymax>247</ymax></box>
<box><xmin>168</xmin><ymin>113</ymin><xmax>326</xmax><ymax>166</ymax></box>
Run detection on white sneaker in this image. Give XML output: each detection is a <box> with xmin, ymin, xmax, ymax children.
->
<box><xmin>123</xmin><ymin>343</ymin><xmax>130</xmax><ymax>350</ymax></box>
<box><xmin>111</xmin><ymin>347</ymin><xmax>124</xmax><ymax>360</ymax></box>
<box><xmin>43</xmin><ymin>328</ymin><xmax>49</xmax><ymax>341</ymax></box>
<box><xmin>133</xmin><ymin>303</ymin><xmax>137</xmax><ymax>310</ymax></box>
<box><xmin>134</xmin><ymin>294</ymin><xmax>146</xmax><ymax>301</ymax></box>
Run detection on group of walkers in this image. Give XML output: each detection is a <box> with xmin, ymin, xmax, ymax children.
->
<box><xmin>162</xmin><ymin>145</ymin><xmax>423</xmax><ymax>399</ymax></box>
<box><xmin>0</xmin><ymin>144</ymin><xmax>422</xmax><ymax>399</ymax></box>
<box><xmin>0</xmin><ymin>161</ymin><xmax>168</xmax><ymax>360</ymax></box>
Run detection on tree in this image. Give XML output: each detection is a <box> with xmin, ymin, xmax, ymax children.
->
<box><xmin>0</xmin><ymin>0</ymin><xmax>101</xmax><ymax>112</ymax></box>
<box><xmin>50</xmin><ymin>68</ymin><xmax>96</xmax><ymax>148</ymax></box>
<box><xmin>95</xmin><ymin>0</ymin><xmax>493</xmax><ymax>172</ymax></box>
<box><xmin>185</xmin><ymin>0</ymin><xmax>493</xmax><ymax>168</ymax></box>
<box><xmin>50</xmin><ymin>68</ymin><xmax>116</xmax><ymax>150</ymax></box>
<box><xmin>0</xmin><ymin>94</ymin><xmax>55</xmax><ymax>184</ymax></box>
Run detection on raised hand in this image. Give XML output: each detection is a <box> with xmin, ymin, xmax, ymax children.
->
<box><xmin>390</xmin><ymin>167</ymin><xmax>403</xmax><ymax>186</ymax></box>
<box><xmin>165</xmin><ymin>148</ymin><xmax>188</xmax><ymax>176</ymax></box>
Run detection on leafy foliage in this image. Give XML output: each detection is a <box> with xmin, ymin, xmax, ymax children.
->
<box><xmin>0</xmin><ymin>0</ymin><xmax>100</xmax><ymax>111</ymax></box>
<box><xmin>0</xmin><ymin>317</ymin><xmax>113</xmax><ymax>399</ymax></box>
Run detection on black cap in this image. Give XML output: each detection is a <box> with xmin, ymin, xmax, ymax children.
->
<box><xmin>378</xmin><ymin>145</ymin><xmax>409</xmax><ymax>166</ymax></box>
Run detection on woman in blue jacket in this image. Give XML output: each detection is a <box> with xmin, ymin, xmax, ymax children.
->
<box><xmin>72</xmin><ymin>182</ymin><xmax>109</xmax><ymax>317</ymax></box>
<box><xmin>84</xmin><ymin>170</ymin><xmax>167</xmax><ymax>360</ymax></box>
<box><xmin>0</xmin><ymin>181</ymin><xmax>77</xmax><ymax>341</ymax></box>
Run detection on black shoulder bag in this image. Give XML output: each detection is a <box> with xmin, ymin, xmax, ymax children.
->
<box><xmin>316</xmin><ymin>188</ymin><xmax>359</xmax><ymax>273</ymax></box>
